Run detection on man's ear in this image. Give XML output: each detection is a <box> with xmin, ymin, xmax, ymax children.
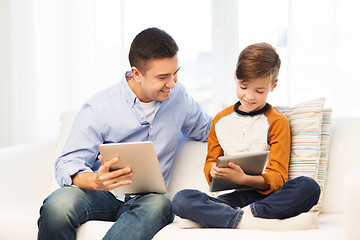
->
<box><xmin>131</xmin><ymin>66</ymin><xmax>142</xmax><ymax>83</ymax></box>
<box><xmin>270</xmin><ymin>80</ymin><xmax>278</xmax><ymax>92</ymax></box>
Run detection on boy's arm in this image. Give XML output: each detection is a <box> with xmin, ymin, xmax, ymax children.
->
<box><xmin>204</xmin><ymin>119</ymin><xmax>224</xmax><ymax>185</ymax></box>
<box><xmin>258</xmin><ymin>110</ymin><xmax>291</xmax><ymax>195</ymax></box>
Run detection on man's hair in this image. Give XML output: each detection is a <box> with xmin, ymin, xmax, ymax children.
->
<box><xmin>235</xmin><ymin>43</ymin><xmax>281</xmax><ymax>84</ymax></box>
<box><xmin>128</xmin><ymin>27</ymin><xmax>179</xmax><ymax>74</ymax></box>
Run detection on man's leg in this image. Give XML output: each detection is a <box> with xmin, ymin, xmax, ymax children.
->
<box><xmin>103</xmin><ymin>193</ymin><xmax>174</xmax><ymax>240</ymax></box>
<box><xmin>37</xmin><ymin>187</ymin><xmax>123</xmax><ymax>240</ymax></box>
<box><xmin>250</xmin><ymin>176</ymin><xmax>321</xmax><ymax>219</ymax></box>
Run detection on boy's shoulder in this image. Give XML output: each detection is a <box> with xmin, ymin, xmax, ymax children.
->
<box><xmin>213</xmin><ymin>104</ymin><xmax>235</xmax><ymax>122</ymax></box>
<box><xmin>265</xmin><ymin>104</ymin><xmax>289</xmax><ymax>125</ymax></box>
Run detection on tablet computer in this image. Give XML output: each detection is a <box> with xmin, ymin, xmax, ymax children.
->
<box><xmin>209</xmin><ymin>151</ymin><xmax>270</xmax><ymax>192</ymax></box>
<box><xmin>98</xmin><ymin>141</ymin><xmax>167</xmax><ymax>196</ymax></box>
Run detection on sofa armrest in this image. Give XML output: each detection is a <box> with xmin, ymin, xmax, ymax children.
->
<box><xmin>344</xmin><ymin>167</ymin><xmax>360</xmax><ymax>240</ymax></box>
<box><xmin>0</xmin><ymin>141</ymin><xmax>56</xmax><ymax>205</ymax></box>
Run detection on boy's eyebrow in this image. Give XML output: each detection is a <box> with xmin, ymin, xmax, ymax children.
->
<box><xmin>156</xmin><ymin>67</ymin><xmax>181</xmax><ymax>78</ymax></box>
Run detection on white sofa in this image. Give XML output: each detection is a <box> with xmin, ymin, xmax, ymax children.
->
<box><xmin>1</xmin><ymin>111</ymin><xmax>360</xmax><ymax>240</ymax></box>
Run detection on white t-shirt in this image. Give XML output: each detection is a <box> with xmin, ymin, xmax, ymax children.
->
<box><xmin>138</xmin><ymin>101</ymin><xmax>157</xmax><ymax>124</ymax></box>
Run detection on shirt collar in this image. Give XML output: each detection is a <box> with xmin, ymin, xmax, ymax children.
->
<box><xmin>120</xmin><ymin>71</ymin><xmax>138</xmax><ymax>108</ymax></box>
<box><xmin>234</xmin><ymin>101</ymin><xmax>270</xmax><ymax>116</ymax></box>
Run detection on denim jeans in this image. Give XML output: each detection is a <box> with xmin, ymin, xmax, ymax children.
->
<box><xmin>172</xmin><ymin>176</ymin><xmax>320</xmax><ymax>228</ymax></box>
<box><xmin>37</xmin><ymin>187</ymin><xmax>174</xmax><ymax>240</ymax></box>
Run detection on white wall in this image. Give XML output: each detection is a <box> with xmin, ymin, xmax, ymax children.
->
<box><xmin>1</xmin><ymin>0</ymin><xmax>360</xmax><ymax>147</ymax></box>
<box><xmin>0</xmin><ymin>0</ymin><xmax>12</xmax><ymax>146</ymax></box>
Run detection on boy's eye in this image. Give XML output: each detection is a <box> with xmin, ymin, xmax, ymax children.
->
<box><xmin>257</xmin><ymin>91</ymin><xmax>265</xmax><ymax>94</ymax></box>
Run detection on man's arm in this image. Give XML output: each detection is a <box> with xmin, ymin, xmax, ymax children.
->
<box><xmin>181</xmin><ymin>91</ymin><xmax>212</xmax><ymax>142</ymax></box>
<box><xmin>72</xmin><ymin>156</ymin><xmax>133</xmax><ymax>190</ymax></box>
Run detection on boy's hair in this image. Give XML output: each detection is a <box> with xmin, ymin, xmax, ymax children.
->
<box><xmin>235</xmin><ymin>43</ymin><xmax>281</xmax><ymax>84</ymax></box>
<box><xmin>129</xmin><ymin>27</ymin><xmax>179</xmax><ymax>74</ymax></box>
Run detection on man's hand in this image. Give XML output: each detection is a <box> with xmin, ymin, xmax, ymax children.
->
<box><xmin>72</xmin><ymin>155</ymin><xmax>133</xmax><ymax>191</ymax></box>
<box><xmin>95</xmin><ymin>155</ymin><xmax>133</xmax><ymax>191</ymax></box>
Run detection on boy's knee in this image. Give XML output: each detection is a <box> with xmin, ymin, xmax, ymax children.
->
<box><xmin>296</xmin><ymin>176</ymin><xmax>320</xmax><ymax>193</ymax></box>
<box><xmin>172</xmin><ymin>189</ymin><xmax>196</xmax><ymax>214</ymax></box>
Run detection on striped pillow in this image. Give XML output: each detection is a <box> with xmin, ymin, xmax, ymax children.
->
<box><xmin>316</xmin><ymin>108</ymin><xmax>332</xmax><ymax>210</ymax></box>
<box><xmin>276</xmin><ymin>98</ymin><xmax>333</xmax><ymax>212</ymax></box>
<box><xmin>277</xmin><ymin>98</ymin><xmax>325</xmax><ymax>181</ymax></box>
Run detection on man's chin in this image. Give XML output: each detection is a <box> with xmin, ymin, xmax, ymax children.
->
<box><xmin>157</xmin><ymin>94</ymin><xmax>171</xmax><ymax>102</ymax></box>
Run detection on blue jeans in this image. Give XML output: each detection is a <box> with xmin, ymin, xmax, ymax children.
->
<box><xmin>172</xmin><ymin>176</ymin><xmax>320</xmax><ymax>228</ymax></box>
<box><xmin>37</xmin><ymin>187</ymin><xmax>174</xmax><ymax>240</ymax></box>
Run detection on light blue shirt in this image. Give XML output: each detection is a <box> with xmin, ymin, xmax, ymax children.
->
<box><xmin>55</xmin><ymin>72</ymin><xmax>212</xmax><ymax>189</ymax></box>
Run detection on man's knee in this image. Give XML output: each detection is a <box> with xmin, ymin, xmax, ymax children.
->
<box><xmin>147</xmin><ymin>193</ymin><xmax>172</xmax><ymax>212</ymax></box>
<box><xmin>39</xmin><ymin>187</ymin><xmax>84</xmax><ymax>226</ymax></box>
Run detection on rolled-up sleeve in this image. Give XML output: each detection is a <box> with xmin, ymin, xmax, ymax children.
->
<box><xmin>55</xmin><ymin>104</ymin><xmax>103</xmax><ymax>186</ymax></box>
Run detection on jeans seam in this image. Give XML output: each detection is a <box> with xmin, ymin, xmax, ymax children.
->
<box><xmin>231</xmin><ymin>209</ymin><xmax>243</xmax><ymax>229</ymax></box>
<box><xmin>78</xmin><ymin>207</ymin><xmax>120</xmax><ymax>223</ymax></box>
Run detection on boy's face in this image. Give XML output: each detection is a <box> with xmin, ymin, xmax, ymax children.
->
<box><xmin>236</xmin><ymin>76</ymin><xmax>277</xmax><ymax>113</ymax></box>
<box><xmin>131</xmin><ymin>56</ymin><xmax>180</xmax><ymax>102</ymax></box>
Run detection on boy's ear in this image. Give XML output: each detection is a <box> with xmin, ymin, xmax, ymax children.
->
<box><xmin>270</xmin><ymin>80</ymin><xmax>278</xmax><ymax>92</ymax></box>
<box><xmin>131</xmin><ymin>66</ymin><xmax>142</xmax><ymax>83</ymax></box>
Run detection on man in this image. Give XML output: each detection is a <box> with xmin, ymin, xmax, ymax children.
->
<box><xmin>37</xmin><ymin>27</ymin><xmax>212</xmax><ymax>240</ymax></box>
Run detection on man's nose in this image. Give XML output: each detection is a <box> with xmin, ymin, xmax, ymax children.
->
<box><xmin>166</xmin><ymin>76</ymin><xmax>176</xmax><ymax>89</ymax></box>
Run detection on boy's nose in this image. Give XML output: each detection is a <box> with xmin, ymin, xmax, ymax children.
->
<box><xmin>246</xmin><ymin>92</ymin><xmax>255</xmax><ymax>100</ymax></box>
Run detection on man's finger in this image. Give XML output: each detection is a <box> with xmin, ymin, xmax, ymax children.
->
<box><xmin>98</xmin><ymin>156</ymin><xmax>119</xmax><ymax>172</ymax></box>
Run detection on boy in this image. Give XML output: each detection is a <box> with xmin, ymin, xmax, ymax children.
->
<box><xmin>37</xmin><ymin>28</ymin><xmax>212</xmax><ymax>240</ymax></box>
<box><xmin>172</xmin><ymin>43</ymin><xmax>320</xmax><ymax>229</ymax></box>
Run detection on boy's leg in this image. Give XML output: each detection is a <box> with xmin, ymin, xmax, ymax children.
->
<box><xmin>172</xmin><ymin>189</ymin><xmax>244</xmax><ymax>228</ymax></box>
<box><xmin>250</xmin><ymin>176</ymin><xmax>321</xmax><ymax>219</ymax></box>
<box><xmin>37</xmin><ymin>187</ymin><xmax>122</xmax><ymax>240</ymax></box>
<box><xmin>103</xmin><ymin>193</ymin><xmax>174</xmax><ymax>240</ymax></box>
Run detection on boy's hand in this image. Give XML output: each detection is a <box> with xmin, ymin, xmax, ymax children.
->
<box><xmin>210</xmin><ymin>161</ymin><xmax>248</xmax><ymax>185</ymax></box>
<box><xmin>210</xmin><ymin>161</ymin><xmax>269</xmax><ymax>190</ymax></box>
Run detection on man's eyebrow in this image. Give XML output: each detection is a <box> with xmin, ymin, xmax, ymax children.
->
<box><xmin>156</xmin><ymin>67</ymin><xmax>181</xmax><ymax>78</ymax></box>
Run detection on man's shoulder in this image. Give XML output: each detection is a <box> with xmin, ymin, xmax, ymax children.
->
<box><xmin>86</xmin><ymin>83</ymin><xmax>122</xmax><ymax>107</ymax></box>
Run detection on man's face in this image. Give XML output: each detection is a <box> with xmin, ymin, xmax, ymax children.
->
<box><xmin>133</xmin><ymin>56</ymin><xmax>180</xmax><ymax>103</ymax></box>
